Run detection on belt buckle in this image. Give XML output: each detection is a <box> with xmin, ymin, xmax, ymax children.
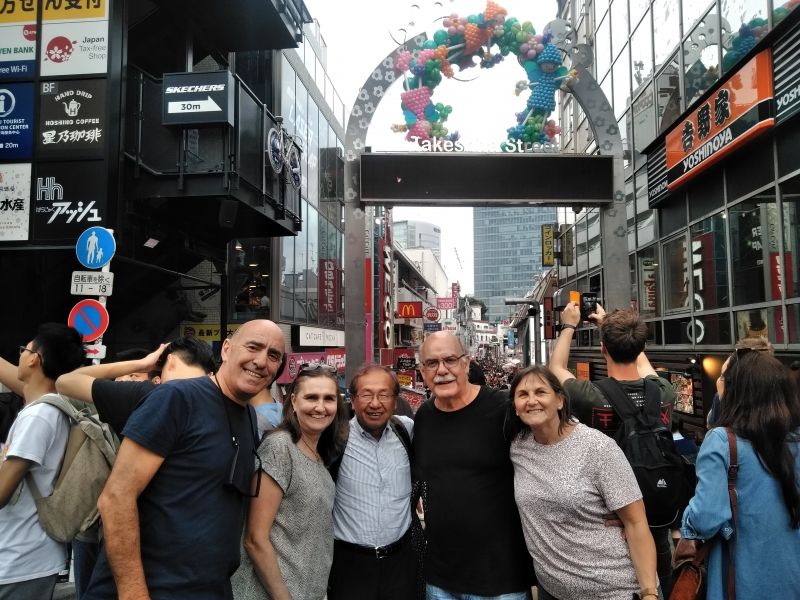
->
<box><xmin>375</xmin><ymin>545</ymin><xmax>389</xmax><ymax>559</ymax></box>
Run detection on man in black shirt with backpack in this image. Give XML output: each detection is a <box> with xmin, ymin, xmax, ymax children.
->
<box><xmin>549</xmin><ymin>302</ymin><xmax>680</xmax><ymax>599</ymax></box>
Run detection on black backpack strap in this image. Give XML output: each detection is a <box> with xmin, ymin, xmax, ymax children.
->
<box><xmin>389</xmin><ymin>416</ymin><xmax>414</xmax><ymax>465</ymax></box>
<box><xmin>595</xmin><ymin>377</ymin><xmax>661</xmax><ymax>425</ymax></box>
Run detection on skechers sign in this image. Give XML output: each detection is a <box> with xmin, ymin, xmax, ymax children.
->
<box><xmin>162</xmin><ymin>71</ymin><xmax>234</xmax><ymax>127</ymax></box>
<box><xmin>664</xmin><ymin>50</ymin><xmax>774</xmax><ymax>191</ymax></box>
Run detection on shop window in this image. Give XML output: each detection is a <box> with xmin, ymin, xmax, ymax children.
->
<box><xmin>780</xmin><ymin>178</ymin><xmax>800</xmax><ymax>299</ymax></box>
<box><xmin>630</xmin><ymin>0</ymin><xmax>649</xmax><ymax>29</ymax></box>
<box><xmin>632</xmin><ymin>83</ymin><xmax>657</xmax><ymax>162</ymax></box>
<box><xmin>627</xmin><ymin>184</ymin><xmax>636</xmax><ymax>250</ymax></box>
<box><xmin>729</xmin><ymin>195</ymin><xmax>779</xmax><ymax>305</ymax></box>
<box><xmin>660</xmin><ymin>193</ymin><xmax>687</xmax><ymax>235</ymax></box>
<box><xmin>690</xmin><ymin>312</ymin><xmax>733</xmax><ymax>345</ymax></box>
<box><xmin>646</xmin><ymin>320</ymin><xmax>663</xmax><ymax>344</ymax></box>
<box><xmin>690</xmin><ymin>214</ymin><xmax>730</xmax><ymax>310</ymax></box>
<box><xmin>588</xmin><ymin>209</ymin><xmax>602</xmax><ymax>268</ymax></box>
<box><xmin>280</xmin><ymin>56</ymin><xmax>296</xmax><ymax>136</ymax></box>
<box><xmin>631</xmin><ymin>11</ymin><xmax>653</xmax><ymax>99</ymax></box>
<box><xmin>295</xmin><ymin>82</ymin><xmax>309</xmax><ymax>197</ymax></box>
<box><xmin>663</xmin><ymin>234</ymin><xmax>691</xmax><ymax>312</ymax></box>
<box><xmin>280</xmin><ymin>237</ymin><xmax>295</xmax><ymax>320</ymax></box>
<box><xmin>629</xmin><ymin>254</ymin><xmax>638</xmax><ymax>310</ymax></box>
<box><xmin>734</xmin><ymin>307</ymin><xmax>783</xmax><ymax>343</ymax></box>
<box><xmin>726</xmin><ymin>136</ymin><xmax>774</xmax><ymax>202</ymax></box>
<box><xmin>638</xmin><ymin>210</ymin><xmax>657</xmax><ymax>247</ymax></box>
<box><xmin>653</xmin><ymin>0</ymin><xmax>681</xmax><ymax>68</ymax></box>
<box><xmin>655</xmin><ymin>52</ymin><xmax>682</xmax><ymax>134</ymax></box>
<box><xmin>233</xmin><ymin>241</ymin><xmax>273</xmax><ymax>321</ymax></box>
<box><xmin>610</xmin><ymin>0</ymin><xmax>629</xmax><ymax>59</ymax></box>
<box><xmin>688</xmin><ymin>165</ymin><xmax>723</xmax><ymax>220</ymax></box>
<box><xmin>638</xmin><ymin>246</ymin><xmax>660</xmax><ymax>317</ymax></box>
<box><xmin>576</xmin><ymin>217</ymin><xmax>588</xmax><ymax>274</ymax></box>
<box><xmin>788</xmin><ymin>304</ymin><xmax>800</xmax><ymax>344</ymax></box>
<box><xmin>721</xmin><ymin>0</ymin><xmax>769</xmax><ymax>74</ymax></box>
<box><xmin>683</xmin><ymin>10</ymin><xmax>721</xmax><ymax>106</ymax></box>
<box><xmin>596</xmin><ymin>12</ymin><xmax>611</xmax><ymax>81</ymax></box>
<box><xmin>664</xmin><ymin>316</ymin><xmax>694</xmax><ymax>343</ymax></box>
<box><xmin>774</xmin><ymin>0</ymin><xmax>800</xmax><ymax>25</ymax></box>
<box><xmin>307</xmin><ymin>207</ymin><xmax>319</xmax><ymax>323</ymax></box>
<box><xmin>777</xmin><ymin>125</ymin><xmax>800</xmax><ymax>177</ymax></box>
<box><xmin>683</xmin><ymin>0</ymin><xmax>715</xmax><ymax>34</ymax></box>
<box><xmin>307</xmin><ymin>100</ymin><xmax>319</xmax><ymax>207</ymax></box>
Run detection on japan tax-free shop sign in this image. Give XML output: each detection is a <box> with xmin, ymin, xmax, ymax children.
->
<box><xmin>38</xmin><ymin>78</ymin><xmax>106</xmax><ymax>159</ymax></box>
<box><xmin>0</xmin><ymin>1</ymin><xmax>36</xmax><ymax>81</ymax></box>
<box><xmin>40</xmin><ymin>0</ymin><xmax>109</xmax><ymax>77</ymax></box>
<box><xmin>665</xmin><ymin>50</ymin><xmax>775</xmax><ymax>191</ymax></box>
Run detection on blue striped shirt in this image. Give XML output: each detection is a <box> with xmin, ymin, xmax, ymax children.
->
<box><xmin>332</xmin><ymin>416</ymin><xmax>413</xmax><ymax>547</ymax></box>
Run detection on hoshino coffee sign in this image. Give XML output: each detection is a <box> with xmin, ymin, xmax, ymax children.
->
<box><xmin>664</xmin><ymin>50</ymin><xmax>774</xmax><ymax>192</ymax></box>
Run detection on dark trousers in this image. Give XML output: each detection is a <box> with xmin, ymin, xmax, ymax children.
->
<box><xmin>328</xmin><ymin>532</ymin><xmax>416</xmax><ymax>600</ymax></box>
<box><xmin>651</xmin><ymin>526</ymin><xmax>672</xmax><ymax>599</ymax></box>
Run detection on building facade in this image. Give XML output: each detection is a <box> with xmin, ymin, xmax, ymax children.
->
<box><xmin>393</xmin><ymin>219</ymin><xmax>442</xmax><ymax>260</ymax></box>
<box><xmin>473</xmin><ymin>206</ymin><xmax>558</xmax><ymax>323</ymax></box>
<box><xmin>554</xmin><ymin>0</ymin><xmax>800</xmax><ymax>437</ymax></box>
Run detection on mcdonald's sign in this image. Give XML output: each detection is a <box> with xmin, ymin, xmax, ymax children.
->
<box><xmin>396</xmin><ymin>301</ymin><xmax>423</xmax><ymax>318</ymax></box>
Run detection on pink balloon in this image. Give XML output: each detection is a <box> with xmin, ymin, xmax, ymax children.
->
<box><xmin>536</xmin><ymin>43</ymin><xmax>545</xmax><ymax>53</ymax></box>
<box><xmin>527</xmin><ymin>49</ymin><xmax>537</xmax><ymax>59</ymax></box>
<box><xmin>520</xmin><ymin>43</ymin><xmax>530</xmax><ymax>53</ymax></box>
<box><xmin>457</xmin><ymin>24</ymin><xmax>465</xmax><ymax>34</ymax></box>
<box><xmin>443</xmin><ymin>18</ymin><xmax>451</xmax><ymax>27</ymax></box>
<box><xmin>535</xmin><ymin>35</ymin><xmax>543</xmax><ymax>43</ymax></box>
<box><xmin>448</xmin><ymin>26</ymin><xmax>457</xmax><ymax>36</ymax></box>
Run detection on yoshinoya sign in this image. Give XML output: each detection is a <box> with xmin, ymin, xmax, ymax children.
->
<box><xmin>774</xmin><ymin>24</ymin><xmax>800</xmax><ymax>124</ymax></box>
<box><xmin>162</xmin><ymin>71</ymin><xmax>235</xmax><ymax>127</ymax></box>
<box><xmin>664</xmin><ymin>50</ymin><xmax>774</xmax><ymax>192</ymax></box>
<box><xmin>34</xmin><ymin>161</ymin><xmax>105</xmax><ymax>240</ymax></box>
<box><xmin>38</xmin><ymin>78</ymin><xmax>106</xmax><ymax>159</ymax></box>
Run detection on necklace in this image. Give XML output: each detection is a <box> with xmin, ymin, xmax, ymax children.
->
<box><xmin>300</xmin><ymin>436</ymin><xmax>321</xmax><ymax>462</ymax></box>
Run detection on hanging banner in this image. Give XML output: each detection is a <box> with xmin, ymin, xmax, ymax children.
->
<box><xmin>40</xmin><ymin>0</ymin><xmax>108</xmax><ymax>77</ymax></box>
<box><xmin>0</xmin><ymin>163</ymin><xmax>31</xmax><ymax>241</ymax></box>
<box><xmin>38</xmin><ymin>78</ymin><xmax>107</xmax><ymax>159</ymax></box>
<box><xmin>665</xmin><ymin>50</ymin><xmax>774</xmax><ymax>191</ymax></box>
<box><xmin>318</xmin><ymin>258</ymin><xmax>340</xmax><ymax>326</ymax></box>
<box><xmin>542</xmin><ymin>223</ymin><xmax>555</xmax><ymax>267</ymax></box>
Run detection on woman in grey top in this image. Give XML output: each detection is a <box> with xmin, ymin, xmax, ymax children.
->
<box><xmin>232</xmin><ymin>364</ymin><xmax>348</xmax><ymax>600</ymax></box>
<box><xmin>506</xmin><ymin>366</ymin><xmax>658</xmax><ymax>600</ymax></box>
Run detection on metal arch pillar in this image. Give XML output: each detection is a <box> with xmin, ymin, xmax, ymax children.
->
<box><xmin>547</xmin><ymin>19</ymin><xmax>630</xmax><ymax>311</ymax></box>
<box><xmin>344</xmin><ymin>19</ymin><xmax>631</xmax><ymax>381</ymax></box>
<box><xmin>343</xmin><ymin>34</ymin><xmax>427</xmax><ymax>382</ymax></box>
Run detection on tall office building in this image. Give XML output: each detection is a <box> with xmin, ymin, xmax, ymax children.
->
<box><xmin>393</xmin><ymin>220</ymin><xmax>442</xmax><ymax>260</ymax></box>
<box><xmin>473</xmin><ymin>207</ymin><xmax>557</xmax><ymax>323</ymax></box>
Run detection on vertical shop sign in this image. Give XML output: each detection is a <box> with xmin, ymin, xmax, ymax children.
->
<box><xmin>541</xmin><ymin>223</ymin><xmax>555</xmax><ymax>266</ymax></box>
<box><xmin>318</xmin><ymin>258</ymin><xmax>339</xmax><ymax>326</ymax></box>
<box><xmin>40</xmin><ymin>0</ymin><xmax>108</xmax><ymax>77</ymax></box>
<box><xmin>38</xmin><ymin>78</ymin><xmax>106</xmax><ymax>159</ymax></box>
<box><xmin>0</xmin><ymin>83</ymin><xmax>34</xmax><ymax>159</ymax></box>
<box><xmin>0</xmin><ymin>1</ymin><xmax>37</xmax><ymax>81</ymax></box>
<box><xmin>0</xmin><ymin>163</ymin><xmax>31</xmax><ymax>240</ymax></box>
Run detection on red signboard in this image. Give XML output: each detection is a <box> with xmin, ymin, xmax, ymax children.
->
<box><xmin>67</xmin><ymin>298</ymin><xmax>109</xmax><ymax>342</ymax></box>
<box><xmin>277</xmin><ymin>349</ymin><xmax>346</xmax><ymax>385</ymax></box>
<box><xmin>397</xmin><ymin>301</ymin><xmax>423</xmax><ymax>318</ymax></box>
<box><xmin>665</xmin><ymin>50</ymin><xmax>774</xmax><ymax>191</ymax></box>
<box><xmin>379</xmin><ymin>239</ymin><xmax>394</xmax><ymax>349</ymax></box>
<box><xmin>436</xmin><ymin>297</ymin><xmax>455</xmax><ymax>310</ymax></box>
<box><xmin>425</xmin><ymin>306</ymin><xmax>440</xmax><ymax>321</ymax></box>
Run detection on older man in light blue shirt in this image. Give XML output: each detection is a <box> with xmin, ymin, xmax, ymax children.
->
<box><xmin>328</xmin><ymin>364</ymin><xmax>416</xmax><ymax>600</ymax></box>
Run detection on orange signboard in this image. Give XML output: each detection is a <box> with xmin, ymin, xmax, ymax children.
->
<box><xmin>576</xmin><ymin>362</ymin><xmax>590</xmax><ymax>381</ymax></box>
<box><xmin>396</xmin><ymin>301</ymin><xmax>423</xmax><ymax>318</ymax></box>
<box><xmin>665</xmin><ymin>50</ymin><xmax>774</xmax><ymax>191</ymax></box>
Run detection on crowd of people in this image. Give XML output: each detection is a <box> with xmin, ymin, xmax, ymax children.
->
<box><xmin>0</xmin><ymin>305</ymin><xmax>798</xmax><ymax>600</ymax></box>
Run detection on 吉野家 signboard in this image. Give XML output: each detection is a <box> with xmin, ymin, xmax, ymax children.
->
<box><xmin>34</xmin><ymin>162</ymin><xmax>106</xmax><ymax>240</ymax></box>
<box><xmin>0</xmin><ymin>83</ymin><xmax>34</xmax><ymax>159</ymax></box>
<box><xmin>38</xmin><ymin>78</ymin><xmax>107</xmax><ymax>159</ymax></box>
<box><xmin>665</xmin><ymin>50</ymin><xmax>774</xmax><ymax>192</ymax></box>
<box><xmin>162</xmin><ymin>71</ymin><xmax>235</xmax><ymax>127</ymax></box>
<box><xmin>0</xmin><ymin>162</ymin><xmax>31</xmax><ymax>241</ymax></box>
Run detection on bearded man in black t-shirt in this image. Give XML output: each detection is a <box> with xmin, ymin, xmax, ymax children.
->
<box><xmin>412</xmin><ymin>331</ymin><xmax>535</xmax><ymax>599</ymax></box>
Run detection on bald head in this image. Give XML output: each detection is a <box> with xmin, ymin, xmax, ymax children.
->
<box><xmin>419</xmin><ymin>331</ymin><xmax>466</xmax><ymax>360</ymax></box>
<box><xmin>218</xmin><ymin>319</ymin><xmax>286</xmax><ymax>404</ymax></box>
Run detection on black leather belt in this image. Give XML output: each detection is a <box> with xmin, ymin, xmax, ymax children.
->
<box><xmin>334</xmin><ymin>529</ymin><xmax>410</xmax><ymax>559</ymax></box>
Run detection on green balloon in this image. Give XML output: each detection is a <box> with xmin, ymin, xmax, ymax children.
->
<box><xmin>433</xmin><ymin>30</ymin><xmax>449</xmax><ymax>45</ymax></box>
<box><xmin>423</xmin><ymin>40</ymin><xmax>437</xmax><ymax>49</ymax></box>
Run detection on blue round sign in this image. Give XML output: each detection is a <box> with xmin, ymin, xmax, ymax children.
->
<box><xmin>76</xmin><ymin>227</ymin><xmax>115</xmax><ymax>269</ymax></box>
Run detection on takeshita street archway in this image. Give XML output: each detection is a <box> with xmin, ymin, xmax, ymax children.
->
<box><xmin>342</xmin><ymin>5</ymin><xmax>630</xmax><ymax>380</ymax></box>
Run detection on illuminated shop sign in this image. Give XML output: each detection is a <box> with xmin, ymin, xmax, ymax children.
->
<box><xmin>665</xmin><ymin>50</ymin><xmax>774</xmax><ymax>191</ymax></box>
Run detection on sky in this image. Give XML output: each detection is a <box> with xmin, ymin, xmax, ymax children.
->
<box><xmin>304</xmin><ymin>0</ymin><xmax>559</xmax><ymax>294</ymax></box>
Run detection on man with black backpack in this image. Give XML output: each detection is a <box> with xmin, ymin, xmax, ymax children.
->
<box><xmin>550</xmin><ymin>302</ymin><xmax>680</xmax><ymax>599</ymax></box>
<box><xmin>327</xmin><ymin>364</ymin><xmax>417</xmax><ymax>600</ymax></box>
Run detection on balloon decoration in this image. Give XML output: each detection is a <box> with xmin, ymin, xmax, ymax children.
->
<box><xmin>391</xmin><ymin>1</ymin><xmax>576</xmax><ymax>149</ymax></box>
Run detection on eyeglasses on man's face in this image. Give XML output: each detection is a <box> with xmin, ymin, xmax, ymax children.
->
<box><xmin>355</xmin><ymin>391</ymin><xmax>393</xmax><ymax>404</ymax></box>
<box><xmin>419</xmin><ymin>353</ymin><xmax>467</xmax><ymax>371</ymax></box>
<box><xmin>18</xmin><ymin>346</ymin><xmax>40</xmax><ymax>360</ymax></box>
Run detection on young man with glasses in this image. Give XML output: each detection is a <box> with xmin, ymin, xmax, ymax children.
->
<box><xmin>327</xmin><ymin>363</ymin><xmax>416</xmax><ymax>600</ymax></box>
<box><xmin>0</xmin><ymin>323</ymin><xmax>85</xmax><ymax>600</ymax></box>
<box><xmin>412</xmin><ymin>332</ymin><xmax>535</xmax><ymax>600</ymax></box>
<box><xmin>82</xmin><ymin>319</ymin><xmax>286</xmax><ymax>600</ymax></box>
